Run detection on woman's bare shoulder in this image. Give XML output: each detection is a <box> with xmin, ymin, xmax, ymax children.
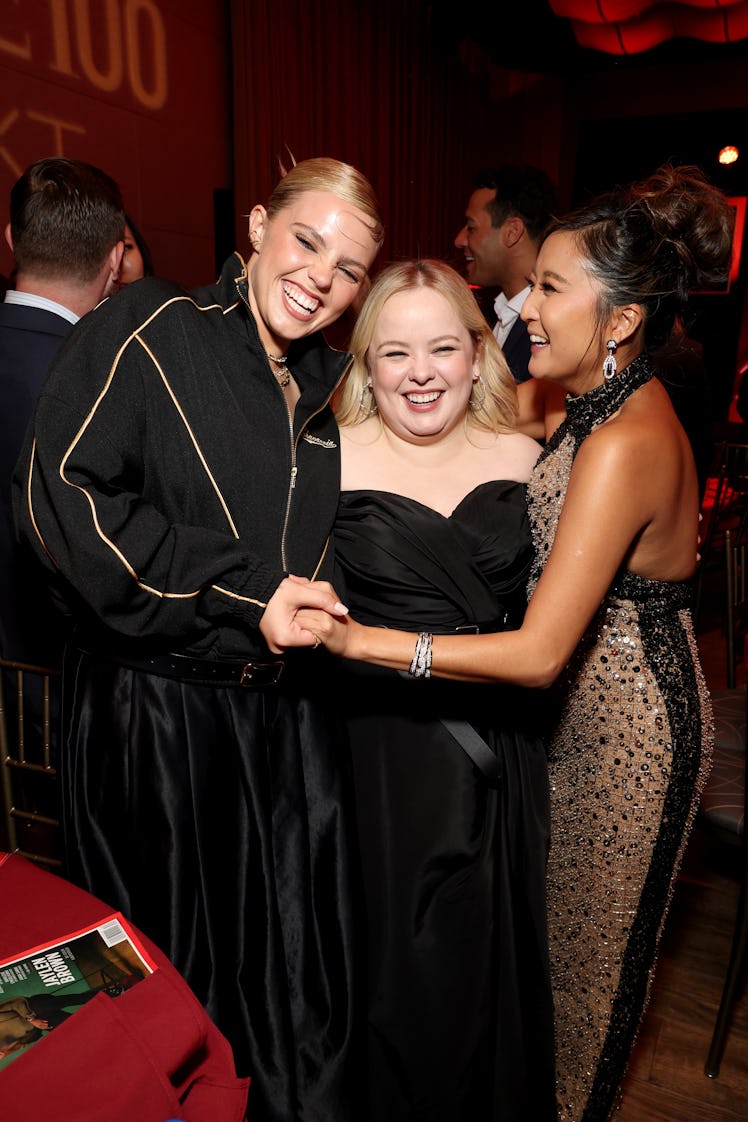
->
<box><xmin>576</xmin><ymin>390</ymin><xmax>681</xmax><ymax>484</ymax></box>
<box><xmin>493</xmin><ymin>430</ymin><xmax>543</xmax><ymax>481</ymax></box>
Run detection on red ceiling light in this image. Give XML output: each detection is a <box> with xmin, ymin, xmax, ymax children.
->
<box><xmin>720</xmin><ymin>145</ymin><xmax>740</xmax><ymax>164</ymax></box>
<box><xmin>549</xmin><ymin>0</ymin><xmax>748</xmax><ymax>54</ymax></box>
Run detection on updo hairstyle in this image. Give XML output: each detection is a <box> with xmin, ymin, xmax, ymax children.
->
<box><xmin>552</xmin><ymin>164</ymin><xmax>735</xmax><ymax>349</ymax></box>
<box><xmin>337</xmin><ymin>258</ymin><xmax>518</xmax><ymax>433</ymax></box>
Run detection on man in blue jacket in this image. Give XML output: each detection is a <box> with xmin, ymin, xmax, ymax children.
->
<box><xmin>0</xmin><ymin>157</ymin><xmax>125</xmax><ymax>667</ymax></box>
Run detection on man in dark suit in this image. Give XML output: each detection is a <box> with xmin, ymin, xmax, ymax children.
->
<box><xmin>454</xmin><ymin>164</ymin><xmax>556</xmax><ymax>384</ymax></box>
<box><xmin>0</xmin><ymin>157</ymin><xmax>124</xmax><ymax>670</ymax></box>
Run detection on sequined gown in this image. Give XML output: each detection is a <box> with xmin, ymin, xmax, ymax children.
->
<box><xmin>334</xmin><ymin>482</ymin><xmax>556</xmax><ymax>1122</ymax></box>
<box><xmin>527</xmin><ymin>357</ymin><xmax>713</xmax><ymax>1122</ymax></box>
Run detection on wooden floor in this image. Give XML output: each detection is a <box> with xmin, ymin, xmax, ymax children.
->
<box><xmin>615</xmin><ymin>831</ymin><xmax>748</xmax><ymax>1121</ymax></box>
<box><xmin>614</xmin><ymin>568</ymin><xmax>748</xmax><ymax>1121</ymax></box>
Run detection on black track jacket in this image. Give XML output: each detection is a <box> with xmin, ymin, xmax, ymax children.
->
<box><xmin>12</xmin><ymin>253</ymin><xmax>350</xmax><ymax>660</ymax></box>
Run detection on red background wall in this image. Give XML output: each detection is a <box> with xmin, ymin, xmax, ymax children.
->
<box><xmin>2</xmin><ymin>0</ymin><xmax>748</xmax><ymax>412</ymax></box>
<box><xmin>0</xmin><ymin>0</ymin><xmax>232</xmax><ymax>288</ymax></box>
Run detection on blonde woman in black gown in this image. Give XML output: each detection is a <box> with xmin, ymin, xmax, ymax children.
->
<box><xmin>299</xmin><ymin>165</ymin><xmax>734</xmax><ymax>1122</ymax></box>
<box><xmin>329</xmin><ymin>260</ymin><xmax>555</xmax><ymax>1120</ymax></box>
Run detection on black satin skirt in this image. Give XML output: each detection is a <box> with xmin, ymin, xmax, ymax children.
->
<box><xmin>59</xmin><ymin>646</ymin><xmax>357</xmax><ymax>1122</ymax></box>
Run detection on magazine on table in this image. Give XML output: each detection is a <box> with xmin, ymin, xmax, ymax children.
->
<box><xmin>0</xmin><ymin>912</ymin><xmax>157</xmax><ymax>1072</ymax></box>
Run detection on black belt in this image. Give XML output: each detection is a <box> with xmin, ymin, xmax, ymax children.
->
<box><xmin>436</xmin><ymin>613</ymin><xmax>508</xmax><ymax>635</ymax></box>
<box><xmin>79</xmin><ymin>648</ymin><xmax>285</xmax><ymax>688</ymax></box>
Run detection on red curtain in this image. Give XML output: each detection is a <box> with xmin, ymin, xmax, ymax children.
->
<box><xmin>229</xmin><ymin>0</ymin><xmax>519</xmax><ymax>272</ymax></box>
<box><xmin>549</xmin><ymin>0</ymin><xmax>748</xmax><ymax>53</ymax></box>
<box><xmin>552</xmin><ymin>0</ymin><xmax>744</xmax><ymax>18</ymax></box>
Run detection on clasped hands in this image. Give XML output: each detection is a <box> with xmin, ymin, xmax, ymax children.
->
<box><xmin>259</xmin><ymin>574</ymin><xmax>354</xmax><ymax>655</ymax></box>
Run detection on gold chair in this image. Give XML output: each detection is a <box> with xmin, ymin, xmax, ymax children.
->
<box><xmin>0</xmin><ymin>656</ymin><xmax>62</xmax><ymax>867</ymax></box>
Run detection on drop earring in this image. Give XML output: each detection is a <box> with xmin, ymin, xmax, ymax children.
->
<box><xmin>359</xmin><ymin>381</ymin><xmax>377</xmax><ymax>417</ymax></box>
<box><xmin>603</xmin><ymin>339</ymin><xmax>617</xmax><ymax>381</ymax></box>
<box><xmin>469</xmin><ymin>374</ymin><xmax>486</xmax><ymax>411</ymax></box>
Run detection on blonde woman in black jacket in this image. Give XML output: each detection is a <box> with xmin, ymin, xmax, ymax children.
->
<box><xmin>13</xmin><ymin>158</ymin><xmax>383</xmax><ymax>1122</ymax></box>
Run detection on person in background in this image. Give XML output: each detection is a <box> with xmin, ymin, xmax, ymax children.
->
<box><xmin>454</xmin><ymin>164</ymin><xmax>565</xmax><ymax>440</ymax></box>
<box><xmin>298</xmin><ymin>163</ymin><xmax>733</xmax><ymax>1122</ymax></box>
<box><xmin>104</xmin><ymin>213</ymin><xmax>154</xmax><ymax>296</ymax></box>
<box><xmin>0</xmin><ymin>156</ymin><xmax>124</xmax><ymax>673</ymax></box>
<box><xmin>120</xmin><ymin>213</ymin><xmax>154</xmax><ymax>285</ymax></box>
<box><xmin>329</xmin><ymin>259</ymin><xmax>555</xmax><ymax>1121</ymax></box>
<box><xmin>454</xmin><ymin>164</ymin><xmax>556</xmax><ymax>385</ymax></box>
<box><xmin>13</xmin><ymin>157</ymin><xmax>384</xmax><ymax>1122</ymax></box>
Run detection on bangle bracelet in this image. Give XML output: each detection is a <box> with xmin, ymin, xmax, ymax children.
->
<box><xmin>409</xmin><ymin>632</ymin><xmax>433</xmax><ymax>679</ymax></box>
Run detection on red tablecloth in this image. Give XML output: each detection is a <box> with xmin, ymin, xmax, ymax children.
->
<box><xmin>0</xmin><ymin>853</ymin><xmax>250</xmax><ymax>1121</ymax></box>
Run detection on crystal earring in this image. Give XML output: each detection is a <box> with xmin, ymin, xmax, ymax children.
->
<box><xmin>603</xmin><ymin>339</ymin><xmax>617</xmax><ymax>381</ymax></box>
<box><xmin>469</xmin><ymin>374</ymin><xmax>486</xmax><ymax>411</ymax></box>
<box><xmin>359</xmin><ymin>381</ymin><xmax>377</xmax><ymax>416</ymax></box>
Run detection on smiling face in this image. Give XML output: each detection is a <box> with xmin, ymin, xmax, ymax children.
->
<box><xmin>521</xmin><ymin>229</ymin><xmax>613</xmax><ymax>393</ymax></box>
<box><xmin>247</xmin><ymin>190</ymin><xmax>378</xmax><ymax>354</ymax></box>
<box><xmin>454</xmin><ymin>187</ymin><xmax>506</xmax><ymax>287</ymax></box>
<box><xmin>367</xmin><ymin>286</ymin><xmax>480</xmax><ymax>444</ymax></box>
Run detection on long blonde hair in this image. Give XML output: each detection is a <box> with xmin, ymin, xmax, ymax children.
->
<box><xmin>266</xmin><ymin>157</ymin><xmax>384</xmax><ymax>249</ymax></box>
<box><xmin>337</xmin><ymin>259</ymin><xmax>518</xmax><ymax>431</ymax></box>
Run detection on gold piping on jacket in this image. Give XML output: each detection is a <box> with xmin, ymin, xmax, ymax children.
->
<box><xmin>211</xmin><ymin>585</ymin><xmax>267</xmax><ymax>608</ymax></box>
<box><xmin>311</xmin><ymin>537</ymin><xmax>330</xmax><ymax>581</ymax></box>
<box><xmin>134</xmin><ymin>334</ymin><xmax>240</xmax><ymax>538</ymax></box>
<box><xmin>30</xmin><ymin>293</ymin><xmax>263</xmax><ymax>606</ymax></box>
<box><xmin>26</xmin><ymin>439</ymin><xmax>58</xmax><ymax>566</ymax></box>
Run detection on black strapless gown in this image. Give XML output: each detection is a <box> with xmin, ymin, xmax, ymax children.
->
<box><xmin>334</xmin><ymin>482</ymin><xmax>556</xmax><ymax>1122</ymax></box>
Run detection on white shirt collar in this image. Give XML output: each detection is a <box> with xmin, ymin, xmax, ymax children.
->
<box><xmin>493</xmin><ymin>285</ymin><xmax>530</xmax><ymax>322</ymax></box>
<box><xmin>5</xmin><ymin>290</ymin><xmax>79</xmax><ymax>324</ymax></box>
<box><xmin>493</xmin><ymin>285</ymin><xmax>531</xmax><ymax>345</ymax></box>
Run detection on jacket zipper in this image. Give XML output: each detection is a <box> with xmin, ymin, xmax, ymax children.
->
<box><xmin>280</xmin><ymin>395</ymin><xmax>296</xmax><ymax>574</ymax></box>
<box><xmin>236</xmin><ymin>276</ymin><xmax>349</xmax><ymax>576</ymax></box>
<box><xmin>280</xmin><ymin>393</ymin><xmax>335</xmax><ymax>574</ymax></box>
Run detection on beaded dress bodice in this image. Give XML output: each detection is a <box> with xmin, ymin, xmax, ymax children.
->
<box><xmin>527</xmin><ymin>354</ymin><xmax>654</xmax><ymax>594</ymax></box>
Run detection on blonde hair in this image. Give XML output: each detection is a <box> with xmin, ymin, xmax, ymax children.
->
<box><xmin>337</xmin><ymin>259</ymin><xmax>518</xmax><ymax>431</ymax></box>
<box><xmin>266</xmin><ymin>157</ymin><xmax>384</xmax><ymax>249</ymax></box>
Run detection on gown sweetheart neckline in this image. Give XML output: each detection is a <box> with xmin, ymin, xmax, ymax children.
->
<box><xmin>339</xmin><ymin>479</ymin><xmax>528</xmax><ymax>521</ymax></box>
<box><xmin>340</xmin><ymin>486</ymin><xmax>692</xmax><ymax>596</ymax></box>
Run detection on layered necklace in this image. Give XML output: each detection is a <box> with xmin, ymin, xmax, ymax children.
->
<box><xmin>265</xmin><ymin>349</ymin><xmax>290</xmax><ymax>388</ymax></box>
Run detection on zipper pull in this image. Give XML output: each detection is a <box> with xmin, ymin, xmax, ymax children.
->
<box><xmin>290</xmin><ymin>465</ymin><xmax>298</xmax><ymax>488</ymax></box>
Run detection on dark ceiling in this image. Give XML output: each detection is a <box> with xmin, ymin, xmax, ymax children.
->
<box><xmin>430</xmin><ymin>0</ymin><xmax>748</xmax><ymax>74</ymax></box>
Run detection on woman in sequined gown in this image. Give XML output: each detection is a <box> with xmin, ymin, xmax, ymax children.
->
<box><xmin>299</xmin><ymin>165</ymin><xmax>735</xmax><ymax>1122</ymax></box>
<box><xmin>329</xmin><ymin>260</ymin><xmax>556</xmax><ymax>1121</ymax></box>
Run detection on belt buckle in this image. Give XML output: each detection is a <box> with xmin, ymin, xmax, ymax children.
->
<box><xmin>453</xmin><ymin>623</ymin><xmax>480</xmax><ymax>634</ymax></box>
<box><xmin>240</xmin><ymin>661</ymin><xmax>284</xmax><ymax>686</ymax></box>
